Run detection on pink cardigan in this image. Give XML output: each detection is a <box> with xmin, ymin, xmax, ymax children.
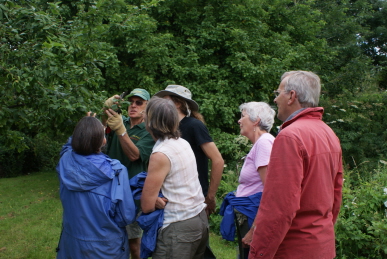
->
<box><xmin>249</xmin><ymin>107</ymin><xmax>343</xmax><ymax>259</ymax></box>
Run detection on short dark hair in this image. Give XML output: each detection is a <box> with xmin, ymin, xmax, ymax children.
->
<box><xmin>145</xmin><ymin>96</ymin><xmax>180</xmax><ymax>140</ymax></box>
<box><xmin>72</xmin><ymin>116</ymin><xmax>105</xmax><ymax>155</ymax></box>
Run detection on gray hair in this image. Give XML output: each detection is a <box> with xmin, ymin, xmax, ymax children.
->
<box><xmin>239</xmin><ymin>102</ymin><xmax>276</xmax><ymax>132</ymax></box>
<box><xmin>281</xmin><ymin>71</ymin><xmax>321</xmax><ymax>107</ymax></box>
<box><xmin>145</xmin><ymin>96</ymin><xmax>180</xmax><ymax>140</ymax></box>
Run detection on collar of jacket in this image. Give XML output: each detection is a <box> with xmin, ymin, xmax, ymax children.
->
<box><xmin>280</xmin><ymin>107</ymin><xmax>324</xmax><ymax>131</ymax></box>
<box><xmin>123</xmin><ymin>116</ymin><xmax>146</xmax><ymax>129</ymax></box>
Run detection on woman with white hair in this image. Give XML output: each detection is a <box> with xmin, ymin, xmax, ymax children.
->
<box><xmin>220</xmin><ymin>102</ymin><xmax>275</xmax><ymax>259</ymax></box>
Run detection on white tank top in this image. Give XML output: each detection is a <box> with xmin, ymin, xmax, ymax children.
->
<box><xmin>152</xmin><ymin>138</ymin><xmax>206</xmax><ymax>227</ymax></box>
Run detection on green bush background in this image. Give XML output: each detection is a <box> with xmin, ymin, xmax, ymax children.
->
<box><xmin>1</xmin><ymin>0</ymin><xmax>387</xmax><ymax>258</ymax></box>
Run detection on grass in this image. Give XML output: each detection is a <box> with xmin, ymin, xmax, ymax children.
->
<box><xmin>208</xmin><ymin>232</ymin><xmax>238</xmax><ymax>259</ymax></box>
<box><xmin>0</xmin><ymin>171</ymin><xmax>62</xmax><ymax>259</ymax></box>
<box><xmin>0</xmin><ymin>171</ymin><xmax>236</xmax><ymax>259</ymax></box>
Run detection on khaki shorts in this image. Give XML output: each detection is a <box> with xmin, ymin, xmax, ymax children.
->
<box><xmin>126</xmin><ymin>211</ymin><xmax>143</xmax><ymax>239</ymax></box>
<box><xmin>152</xmin><ymin>209</ymin><xmax>208</xmax><ymax>259</ymax></box>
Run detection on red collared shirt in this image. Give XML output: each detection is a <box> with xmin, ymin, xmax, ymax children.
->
<box><xmin>249</xmin><ymin>107</ymin><xmax>343</xmax><ymax>259</ymax></box>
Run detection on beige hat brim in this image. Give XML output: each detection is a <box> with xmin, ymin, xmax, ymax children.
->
<box><xmin>154</xmin><ymin>90</ymin><xmax>199</xmax><ymax>111</ymax></box>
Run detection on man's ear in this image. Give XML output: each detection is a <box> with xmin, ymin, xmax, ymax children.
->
<box><xmin>288</xmin><ymin>90</ymin><xmax>298</xmax><ymax>105</ymax></box>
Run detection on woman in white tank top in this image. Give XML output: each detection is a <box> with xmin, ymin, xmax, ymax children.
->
<box><xmin>141</xmin><ymin>96</ymin><xmax>208</xmax><ymax>259</ymax></box>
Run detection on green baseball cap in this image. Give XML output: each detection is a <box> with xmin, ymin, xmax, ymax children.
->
<box><xmin>127</xmin><ymin>88</ymin><xmax>150</xmax><ymax>101</ymax></box>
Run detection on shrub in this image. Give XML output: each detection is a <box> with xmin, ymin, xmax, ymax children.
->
<box><xmin>0</xmin><ymin>131</ymin><xmax>32</xmax><ymax>178</ymax></box>
<box><xmin>31</xmin><ymin>133</ymin><xmax>63</xmax><ymax>171</ymax></box>
<box><xmin>0</xmin><ymin>133</ymin><xmax>63</xmax><ymax>178</ymax></box>
<box><xmin>320</xmin><ymin>91</ymin><xmax>387</xmax><ymax>170</ymax></box>
<box><xmin>335</xmin><ymin>164</ymin><xmax>387</xmax><ymax>258</ymax></box>
<box><xmin>211</xmin><ymin>130</ymin><xmax>252</xmax><ymax>166</ymax></box>
<box><xmin>210</xmin><ymin>132</ymin><xmax>251</xmax><ymax>234</ymax></box>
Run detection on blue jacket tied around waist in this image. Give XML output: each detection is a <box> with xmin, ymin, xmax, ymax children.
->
<box><xmin>219</xmin><ymin>191</ymin><xmax>262</xmax><ymax>241</ymax></box>
<box><xmin>56</xmin><ymin>137</ymin><xmax>136</xmax><ymax>259</ymax></box>
<box><xmin>130</xmin><ymin>171</ymin><xmax>164</xmax><ymax>259</ymax></box>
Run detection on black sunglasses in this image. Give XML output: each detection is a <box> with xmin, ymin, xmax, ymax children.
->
<box><xmin>129</xmin><ymin>100</ymin><xmax>145</xmax><ymax>106</ymax></box>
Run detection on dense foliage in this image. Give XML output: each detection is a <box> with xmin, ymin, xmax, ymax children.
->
<box><xmin>2</xmin><ymin>0</ymin><xmax>386</xmax><ymax>176</ymax></box>
<box><xmin>335</xmin><ymin>165</ymin><xmax>387</xmax><ymax>258</ymax></box>
<box><xmin>1</xmin><ymin>0</ymin><xmax>387</xmax><ymax>257</ymax></box>
<box><xmin>321</xmin><ymin>91</ymin><xmax>387</xmax><ymax>169</ymax></box>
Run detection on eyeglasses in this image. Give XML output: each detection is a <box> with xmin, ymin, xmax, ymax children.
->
<box><xmin>273</xmin><ymin>90</ymin><xmax>287</xmax><ymax>98</ymax></box>
<box><xmin>129</xmin><ymin>100</ymin><xmax>145</xmax><ymax>106</ymax></box>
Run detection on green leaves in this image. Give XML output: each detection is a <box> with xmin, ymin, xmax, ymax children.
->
<box><xmin>321</xmin><ymin>91</ymin><xmax>387</xmax><ymax>169</ymax></box>
<box><xmin>0</xmin><ymin>1</ymin><xmax>112</xmax><ymax>154</ymax></box>
<box><xmin>1</xmin><ymin>0</ymin><xmax>387</xmax><ymax>178</ymax></box>
<box><xmin>336</xmin><ymin>168</ymin><xmax>387</xmax><ymax>258</ymax></box>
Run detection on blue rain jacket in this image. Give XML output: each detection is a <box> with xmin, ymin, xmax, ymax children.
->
<box><xmin>130</xmin><ymin>172</ymin><xmax>164</xmax><ymax>259</ymax></box>
<box><xmin>219</xmin><ymin>191</ymin><xmax>262</xmax><ymax>241</ymax></box>
<box><xmin>56</xmin><ymin>138</ymin><xmax>136</xmax><ymax>259</ymax></box>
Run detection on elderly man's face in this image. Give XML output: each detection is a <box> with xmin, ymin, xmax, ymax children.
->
<box><xmin>128</xmin><ymin>96</ymin><xmax>147</xmax><ymax>120</ymax></box>
<box><xmin>274</xmin><ymin>79</ymin><xmax>291</xmax><ymax>122</ymax></box>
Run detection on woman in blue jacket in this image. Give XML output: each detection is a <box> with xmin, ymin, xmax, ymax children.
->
<box><xmin>56</xmin><ymin>116</ymin><xmax>136</xmax><ymax>259</ymax></box>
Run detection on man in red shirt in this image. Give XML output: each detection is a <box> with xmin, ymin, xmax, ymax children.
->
<box><xmin>248</xmin><ymin>71</ymin><xmax>343</xmax><ymax>259</ymax></box>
